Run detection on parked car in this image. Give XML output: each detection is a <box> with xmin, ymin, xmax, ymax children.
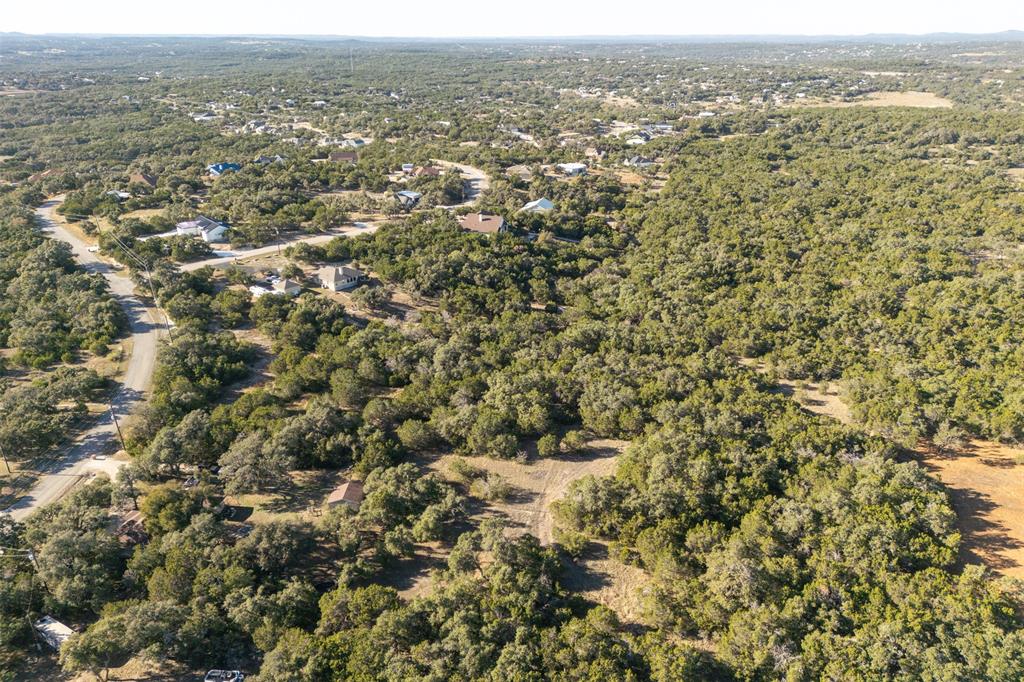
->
<box><xmin>204</xmin><ymin>671</ymin><xmax>244</xmax><ymax>682</ymax></box>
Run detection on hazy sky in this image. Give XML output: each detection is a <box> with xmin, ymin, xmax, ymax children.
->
<box><xmin>4</xmin><ymin>0</ymin><xmax>1023</xmax><ymax>37</ymax></box>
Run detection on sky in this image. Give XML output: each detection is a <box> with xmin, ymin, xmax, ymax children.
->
<box><xmin>3</xmin><ymin>0</ymin><xmax>1024</xmax><ymax>38</ymax></box>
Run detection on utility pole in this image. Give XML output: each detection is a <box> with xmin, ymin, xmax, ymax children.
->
<box><xmin>106</xmin><ymin>232</ymin><xmax>173</xmax><ymax>339</ymax></box>
<box><xmin>109</xmin><ymin>407</ymin><xmax>128</xmax><ymax>453</ymax></box>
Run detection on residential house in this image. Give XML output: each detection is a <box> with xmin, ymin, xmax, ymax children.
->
<box><xmin>401</xmin><ymin>163</ymin><xmax>415</xmax><ymax>174</ymax></box>
<box><xmin>273</xmin><ymin>279</ymin><xmax>302</xmax><ymax>297</ymax></box>
<box><xmin>326</xmin><ymin>479</ymin><xmax>365</xmax><ymax>510</ymax></box>
<box><xmin>395</xmin><ymin>190</ymin><xmax>422</xmax><ymax>210</ymax></box>
<box><xmin>105</xmin><ymin>190</ymin><xmax>131</xmax><ymax>201</ymax></box>
<box><xmin>340</xmin><ymin>138</ymin><xmax>365</xmax><ymax>148</ymax></box>
<box><xmin>207</xmin><ymin>162</ymin><xmax>242</xmax><ymax>177</ymax></box>
<box><xmin>329</xmin><ymin>150</ymin><xmax>358</xmax><ymax>164</ymax></box>
<box><xmin>521</xmin><ymin>198</ymin><xmax>554</xmax><ymax>213</ymax></box>
<box><xmin>412</xmin><ymin>165</ymin><xmax>440</xmax><ymax>177</ymax></box>
<box><xmin>459</xmin><ymin>212</ymin><xmax>507</xmax><ymax>234</ymax></box>
<box><xmin>505</xmin><ymin>164</ymin><xmax>534</xmax><ymax>181</ymax></box>
<box><xmin>556</xmin><ymin>162</ymin><xmax>588</xmax><ymax>176</ymax></box>
<box><xmin>176</xmin><ymin>215</ymin><xmax>229</xmax><ymax>243</ymax></box>
<box><xmin>33</xmin><ymin>616</ymin><xmax>74</xmax><ymax>651</ymax></box>
<box><xmin>253</xmin><ymin>154</ymin><xmax>285</xmax><ymax>165</ymax></box>
<box><xmin>319</xmin><ymin>265</ymin><xmax>364</xmax><ymax>291</ymax></box>
<box><xmin>624</xmin><ymin>156</ymin><xmax>654</xmax><ymax>168</ymax></box>
<box><xmin>114</xmin><ymin>509</ymin><xmax>148</xmax><ymax>546</ymax></box>
<box><xmin>129</xmin><ymin>172</ymin><xmax>158</xmax><ymax>188</ymax></box>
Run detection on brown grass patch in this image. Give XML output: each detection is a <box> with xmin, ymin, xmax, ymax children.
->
<box><xmin>120</xmin><ymin>208</ymin><xmax>166</xmax><ymax>220</ymax></box>
<box><xmin>915</xmin><ymin>440</ymin><xmax>1024</xmax><ymax>578</ymax></box>
<box><xmin>776</xmin><ymin>378</ymin><xmax>853</xmax><ymax>425</ymax></box>
<box><xmin>1007</xmin><ymin>168</ymin><xmax>1024</xmax><ymax>184</ymax></box>
<box><xmin>786</xmin><ymin>91</ymin><xmax>954</xmax><ymax>109</ymax></box>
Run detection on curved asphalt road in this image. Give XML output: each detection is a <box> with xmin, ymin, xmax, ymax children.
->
<box><xmin>4</xmin><ymin>198</ymin><xmax>166</xmax><ymax>521</ymax></box>
<box><xmin>4</xmin><ymin>201</ymin><xmax>382</xmax><ymax>519</ymax></box>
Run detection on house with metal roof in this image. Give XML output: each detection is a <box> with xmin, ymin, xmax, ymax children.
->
<box><xmin>206</xmin><ymin>162</ymin><xmax>242</xmax><ymax>177</ymax></box>
<box><xmin>521</xmin><ymin>198</ymin><xmax>554</xmax><ymax>213</ymax></box>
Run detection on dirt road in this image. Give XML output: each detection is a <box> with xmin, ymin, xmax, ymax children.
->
<box><xmin>3</xmin><ymin>198</ymin><xmax>166</xmax><ymax>521</ymax></box>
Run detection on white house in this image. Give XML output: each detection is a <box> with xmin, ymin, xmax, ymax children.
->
<box><xmin>520</xmin><ymin>198</ymin><xmax>554</xmax><ymax>213</ymax></box>
<box><xmin>273</xmin><ymin>279</ymin><xmax>302</xmax><ymax>297</ymax></box>
<box><xmin>34</xmin><ymin>616</ymin><xmax>74</xmax><ymax>651</ymax></box>
<box><xmin>556</xmin><ymin>162</ymin><xmax>588</xmax><ymax>176</ymax></box>
<box><xmin>624</xmin><ymin>156</ymin><xmax>655</xmax><ymax>168</ymax></box>
<box><xmin>175</xmin><ymin>215</ymin><xmax>228</xmax><ymax>243</ymax></box>
<box><xmin>319</xmin><ymin>265</ymin><xmax>363</xmax><ymax>291</ymax></box>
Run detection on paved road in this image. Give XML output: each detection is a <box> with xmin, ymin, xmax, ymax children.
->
<box><xmin>4</xmin><ymin>198</ymin><xmax>166</xmax><ymax>521</ymax></box>
<box><xmin>432</xmin><ymin>160</ymin><xmax>490</xmax><ymax>207</ymax></box>
<box><xmin>181</xmin><ymin>223</ymin><xmax>380</xmax><ymax>272</ymax></box>
<box><xmin>4</xmin><ymin>204</ymin><xmax>380</xmax><ymax>519</ymax></box>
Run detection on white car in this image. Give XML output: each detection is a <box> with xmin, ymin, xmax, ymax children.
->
<box><xmin>204</xmin><ymin>672</ymin><xmax>244</xmax><ymax>682</ymax></box>
<box><xmin>87</xmin><ymin>246</ymin><xmax>100</xmax><ymax>252</ymax></box>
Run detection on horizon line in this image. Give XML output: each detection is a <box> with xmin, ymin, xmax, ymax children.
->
<box><xmin>3</xmin><ymin>29</ymin><xmax>1024</xmax><ymax>41</ymax></box>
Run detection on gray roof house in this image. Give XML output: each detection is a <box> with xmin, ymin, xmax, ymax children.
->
<box><xmin>176</xmin><ymin>215</ymin><xmax>228</xmax><ymax>243</ymax></box>
<box><xmin>319</xmin><ymin>265</ymin><xmax>363</xmax><ymax>291</ymax></box>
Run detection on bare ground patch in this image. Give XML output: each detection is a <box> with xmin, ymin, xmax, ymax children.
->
<box><xmin>914</xmin><ymin>440</ymin><xmax>1024</xmax><ymax>578</ymax></box>
<box><xmin>432</xmin><ymin>440</ymin><xmax>625</xmax><ymax>545</ymax></box>
<box><xmin>786</xmin><ymin>91</ymin><xmax>954</xmax><ymax>109</ymax></box>
<box><xmin>427</xmin><ymin>439</ymin><xmax>653</xmax><ymax>622</ymax></box>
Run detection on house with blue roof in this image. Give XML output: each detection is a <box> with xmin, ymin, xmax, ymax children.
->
<box><xmin>207</xmin><ymin>162</ymin><xmax>242</xmax><ymax>177</ymax></box>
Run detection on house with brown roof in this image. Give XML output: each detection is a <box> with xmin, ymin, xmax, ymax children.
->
<box><xmin>326</xmin><ymin>479</ymin><xmax>364</xmax><ymax>510</ymax></box>
<box><xmin>329</xmin><ymin>150</ymin><xmax>358</xmax><ymax>164</ymax></box>
<box><xmin>413</xmin><ymin>165</ymin><xmax>441</xmax><ymax>177</ymax></box>
<box><xmin>459</xmin><ymin>212</ymin><xmax>507</xmax><ymax>235</ymax></box>
<box><xmin>129</xmin><ymin>172</ymin><xmax>158</xmax><ymax>188</ymax></box>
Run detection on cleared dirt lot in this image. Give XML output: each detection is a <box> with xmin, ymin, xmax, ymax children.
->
<box><xmin>915</xmin><ymin>441</ymin><xmax>1024</xmax><ymax>578</ymax></box>
<box><xmin>788</xmin><ymin>91</ymin><xmax>954</xmax><ymax>109</ymax></box>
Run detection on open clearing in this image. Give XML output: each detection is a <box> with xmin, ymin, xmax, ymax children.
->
<box><xmin>788</xmin><ymin>91</ymin><xmax>954</xmax><ymax>109</ymax></box>
<box><xmin>1007</xmin><ymin>168</ymin><xmax>1024</xmax><ymax>183</ymax></box>
<box><xmin>426</xmin><ymin>439</ymin><xmax>653</xmax><ymax>623</ymax></box>
<box><xmin>915</xmin><ymin>440</ymin><xmax>1024</xmax><ymax>578</ymax></box>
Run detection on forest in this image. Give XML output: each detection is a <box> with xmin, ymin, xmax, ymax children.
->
<box><xmin>2</xmin><ymin>34</ymin><xmax>1024</xmax><ymax>681</ymax></box>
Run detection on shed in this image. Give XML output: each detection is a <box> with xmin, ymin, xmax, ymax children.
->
<box><xmin>326</xmin><ymin>479</ymin><xmax>365</xmax><ymax>510</ymax></box>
